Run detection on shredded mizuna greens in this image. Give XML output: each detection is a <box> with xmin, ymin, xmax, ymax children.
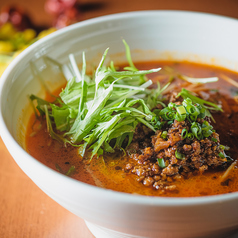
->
<box><xmin>30</xmin><ymin>41</ymin><xmax>222</xmax><ymax>159</ymax></box>
<box><xmin>30</xmin><ymin>41</ymin><xmax>164</xmax><ymax>158</ymax></box>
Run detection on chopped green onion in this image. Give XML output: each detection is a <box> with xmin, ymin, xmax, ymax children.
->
<box><xmin>189</xmin><ymin>115</ymin><xmax>197</xmax><ymax>122</ymax></box>
<box><xmin>201</xmin><ymin>121</ymin><xmax>213</xmax><ymax>138</ymax></box>
<box><xmin>175</xmin><ymin>112</ymin><xmax>186</xmax><ymax>122</ymax></box>
<box><xmin>181</xmin><ymin>128</ymin><xmax>188</xmax><ymax>139</ymax></box>
<box><xmin>218</xmin><ymin>152</ymin><xmax>225</xmax><ymax>159</ymax></box>
<box><xmin>175</xmin><ymin>150</ymin><xmax>185</xmax><ymax>160</ymax></box>
<box><xmin>187</xmin><ymin>133</ymin><xmax>194</xmax><ymax>140</ymax></box>
<box><xmin>176</xmin><ymin>105</ymin><xmax>186</xmax><ymax>115</ymax></box>
<box><xmin>220</xmin><ymin>145</ymin><xmax>225</xmax><ymax>150</ymax></box>
<box><xmin>177</xmin><ymin>88</ymin><xmax>222</xmax><ymax>112</ymax></box>
<box><xmin>175</xmin><ymin>105</ymin><xmax>187</xmax><ymax>121</ymax></box>
<box><xmin>198</xmin><ymin>107</ymin><xmax>206</xmax><ymax>119</ymax></box>
<box><xmin>220</xmin><ymin>145</ymin><xmax>230</xmax><ymax>151</ymax></box>
<box><xmin>161</xmin><ymin>131</ymin><xmax>168</xmax><ymax>140</ymax></box>
<box><xmin>159</xmin><ymin>107</ymin><xmax>175</xmax><ymax>121</ymax></box>
<box><xmin>168</xmin><ymin>102</ymin><xmax>176</xmax><ymax>109</ymax></box>
<box><xmin>211</xmin><ymin>137</ymin><xmax>218</xmax><ymax>142</ymax></box>
<box><xmin>182</xmin><ymin>98</ymin><xmax>192</xmax><ymax>107</ymax></box>
<box><xmin>164</xmin><ymin>112</ymin><xmax>175</xmax><ymax>120</ymax></box>
<box><xmin>157</xmin><ymin>158</ymin><xmax>166</xmax><ymax>168</ymax></box>
<box><xmin>186</xmin><ymin>104</ymin><xmax>199</xmax><ymax>116</ymax></box>
<box><xmin>154</xmin><ymin>120</ymin><xmax>165</xmax><ymax>130</ymax></box>
<box><xmin>191</xmin><ymin>122</ymin><xmax>202</xmax><ymax>140</ymax></box>
<box><xmin>167</xmin><ymin>120</ymin><xmax>173</xmax><ymax>125</ymax></box>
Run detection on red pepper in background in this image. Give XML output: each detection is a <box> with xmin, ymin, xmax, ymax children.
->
<box><xmin>0</xmin><ymin>5</ymin><xmax>34</xmax><ymax>31</ymax></box>
<box><xmin>45</xmin><ymin>0</ymin><xmax>81</xmax><ymax>28</ymax></box>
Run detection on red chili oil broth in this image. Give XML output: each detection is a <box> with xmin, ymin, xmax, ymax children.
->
<box><xmin>25</xmin><ymin>61</ymin><xmax>238</xmax><ymax>197</ymax></box>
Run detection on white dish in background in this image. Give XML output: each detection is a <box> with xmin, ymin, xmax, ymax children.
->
<box><xmin>1</xmin><ymin>11</ymin><xmax>238</xmax><ymax>238</ymax></box>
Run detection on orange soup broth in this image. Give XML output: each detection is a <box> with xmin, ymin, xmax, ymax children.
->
<box><xmin>26</xmin><ymin>61</ymin><xmax>238</xmax><ymax>197</ymax></box>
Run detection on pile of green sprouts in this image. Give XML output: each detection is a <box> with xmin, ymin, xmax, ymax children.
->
<box><xmin>30</xmin><ymin>40</ymin><xmax>221</xmax><ymax>159</ymax></box>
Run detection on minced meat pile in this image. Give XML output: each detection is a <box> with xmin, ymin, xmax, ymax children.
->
<box><xmin>124</xmin><ymin>99</ymin><xmax>229</xmax><ymax>193</ymax></box>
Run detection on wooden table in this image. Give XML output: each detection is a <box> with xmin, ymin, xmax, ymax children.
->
<box><xmin>1</xmin><ymin>0</ymin><xmax>238</xmax><ymax>237</ymax></box>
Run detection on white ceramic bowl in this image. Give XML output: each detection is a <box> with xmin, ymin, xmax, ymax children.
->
<box><xmin>1</xmin><ymin>11</ymin><xmax>238</xmax><ymax>238</ymax></box>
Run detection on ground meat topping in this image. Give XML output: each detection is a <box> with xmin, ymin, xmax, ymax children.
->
<box><xmin>125</xmin><ymin>111</ymin><xmax>230</xmax><ymax>192</ymax></box>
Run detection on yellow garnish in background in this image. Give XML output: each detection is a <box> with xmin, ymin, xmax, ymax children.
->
<box><xmin>0</xmin><ymin>22</ymin><xmax>56</xmax><ymax>76</ymax></box>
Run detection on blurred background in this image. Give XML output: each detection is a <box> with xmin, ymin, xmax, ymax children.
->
<box><xmin>1</xmin><ymin>0</ymin><xmax>238</xmax><ymax>75</ymax></box>
<box><xmin>0</xmin><ymin>0</ymin><xmax>238</xmax><ymax>74</ymax></box>
<box><xmin>1</xmin><ymin>0</ymin><xmax>238</xmax><ymax>29</ymax></box>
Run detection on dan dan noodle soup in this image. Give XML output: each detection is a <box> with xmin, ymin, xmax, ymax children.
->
<box><xmin>26</xmin><ymin>46</ymin><xmax>238</xmax><ymax>197</ymax></box>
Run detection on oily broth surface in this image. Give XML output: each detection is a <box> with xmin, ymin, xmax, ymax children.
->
<box><xmin>25</xmin><ymin>61</ymin><xmax>238</xmax><ymax>197</ymax></box>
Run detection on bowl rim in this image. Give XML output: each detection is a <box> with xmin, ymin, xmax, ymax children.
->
<box><xmin>1</xmin><ymin>9</ymin><xmax>238</xmax><ymax>207</ymax></box>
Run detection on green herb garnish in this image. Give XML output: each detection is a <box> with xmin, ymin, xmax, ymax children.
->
<box><xmin>158</xmin><ymin>90</ymin><xmax>220</xmax><ymax>141</ymax></box>
<box><xmin>161</xmin><ymin>131</ymin><xmax>168</xmax><ymax>139</ymax></box>
<box><xmin>177</xmin><ymin>88</ymin><xmax>222</xmax><ymax>112</ymax></box>
<box><xmin>218</xmin><ymin>152</ymin><xmax>225</xmax><ymax>159</ymax></box>
<box><xmin>30</xmin><ymin>42</ymin><xmax>163</xmax><ymax>158</ymax></box>
<box><xmin>175</xmin><ymin>150</ymin><xmax>185</xmax><ymax>160</ymax></box>
<box><xmin>30</xmin><ymin>42</ymin><xmax>223</xmax><ymax>159</ymax></box>
<box><xmin>211</xmin><ymin>137</ymin><xmax>218</xmax><ymax>142</ymax></box>
<box><xmin>181</xmin><ymin>128</ymin><xmax>188</xmax><ymax>139</ymax></box>
<box><xmin>157</xmin><ymin>158</ymin><xmax>166</xmax><ymax>168</ymax></box>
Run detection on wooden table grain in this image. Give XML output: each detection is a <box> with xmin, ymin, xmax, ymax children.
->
<box><xmin>1</xmin><ymin>0</ymin><xmax>238</xmax><ymax>237</ymax></box>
